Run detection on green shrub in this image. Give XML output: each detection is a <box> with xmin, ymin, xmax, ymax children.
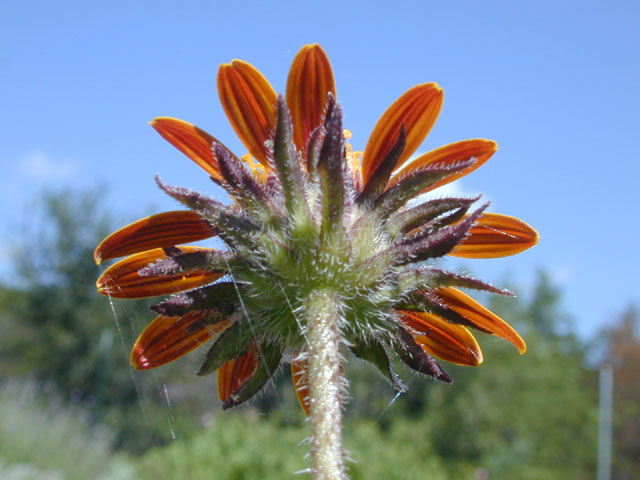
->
<box><xmin>139</xmin><ymin>411</ymin><xmax>448</xmax><ymax>480</ymax></box>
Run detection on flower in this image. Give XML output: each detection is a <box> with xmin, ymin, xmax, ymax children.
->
<box><xmin>95</xmin><ymin>44</ymin><xmax>538</xmax><ymax>413</ymax></box>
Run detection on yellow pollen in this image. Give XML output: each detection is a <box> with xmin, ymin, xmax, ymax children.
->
<box><xmin>242</xmin><ymin>153</ymin><xmax>268</xmax><ymax>183</ymax></box>
<box><xmin>343</xmin><ymin>129</ymin><xmax>362</xmax><ymax>177</ymax></box>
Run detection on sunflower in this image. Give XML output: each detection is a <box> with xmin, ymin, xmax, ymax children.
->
<box><xmin>95</xmin><ymin>44</ymin><xmax>537</xmax><ymax>419</ymax></box>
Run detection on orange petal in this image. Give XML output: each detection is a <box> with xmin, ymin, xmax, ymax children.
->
<box><xmin>150</xmin><ymin>117</ymin><xmax>223</xmax><ymax>180</ymax></box>
<box><xmin>449</xmin><ymin>213</ymin><xmax>539</xmax><ymax>259</ymax></box>
<box><xmin>435</xmin><ymin>287</ymin><xmax>526</xmax><ymax>354</ymax></box>
<box><xmin>217</xmin><ymin>343</ymin><xmax>259</xmax><ymax>404</ymax></box>
<box><xmin>218</xmin><ymin>60</ymin><xmax>277</xmax><ymax>167</ymax></box>
<box><xmin>131</xmin><ymin>311</ymin><xmax>232</xmax><ymax>370</ymax></box>
<box><xmin>94</xmin><ymin>211</ymin><xmax>215</xmax><ymax>264</ymax></box>
<box><xmin>96</xmin><ymin>247</ymin><xmax>222</xmax><ymax>299</ymax></box>
<box><xmin>291</xmin><ymin>359</ymin><xmax>310</xmax><ymax>415</ymax></box>
<box><xmin>362</xmin><ymin>83</ymin><xmax>443</xmax><ymax>185</ymax></box>
<box><xmin>389</xmin><ymin>139</ymin><xmax>497</xmax><ymax>193</ymax></box>
<box><xmin>286</xmin><ymin>44</ymin><xmax>336</xmax><ymax>154</ymax></box>
<box><xmin>397</xmin><ymin>310</ymin><xmax>483</xmax><ymax>366</ymax></box>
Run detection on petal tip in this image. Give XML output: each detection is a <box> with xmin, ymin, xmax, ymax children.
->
<box><xmin>420</xmin><ymin>82</ymin><xmax>443</xmax><ymax>94</ymax></box>
<box><xmin>95</xmin><ymin>277</ymin><xmax>107</xmax><ymax>293</ymax></box>
<box><xmin>471</xmin><ymin>349</ymin><xmax>484</xmax><ymax>366</ymax></box>
<box><xmin>517</xmin><ymin>341</ymin><xmax>527</xmax><ymax>355</ymax></box>
<box><xmin>226</xmin><ymin>59</ymin><xmax>248</xmax><ymax>69</ymax></box>
<box><xmin>149</xmin><ymin>116</ymin><xmax>171</xmax><ymax>128</ymax></box>
<box><xmin>131</xmin><ymin>345</ymin><xmax>150</xmax><ymax>370</ymax></box>
<box><xmin>531</xmin><ymin>227</ymin><xmax>541</xmax><ymax>245</ymax></box>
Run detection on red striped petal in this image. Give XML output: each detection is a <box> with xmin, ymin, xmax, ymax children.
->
<box><xmin>150</xmin><ymin>117</ymin><xmax>223</xmax><ymax>180</ymax></box>
<box><xmin>218</xmin><ymin>60</ymin><xmax>277</xmax><ymax>167</ymax></box>
<box><xmin>291</xmin><ymin>359</ymin><xmax>310</xmax><ymax>415</ymax></box>
<box><xmin>131</xmin><ymin>311</ymin><xmax>232</xmax><ymax>370</ymax></box>
<box><xmin>390</xmin><ymin>139</ymin><xmax>497</xmax><ymax>194</ymax></box>
<box><xmin>286</xmin><ymin>44</ymin><xmax>336</xmax><ymax>154</ymax></box>
<box><xmin>217</xmin><ymin>344</ymin><xmax>260</xmax><ymax>404</ymax></box>
<box><xmin>362</xmin><ymin>83</ymin><xmax>443</xmax><ymax>185</ymax></box>
<box><xmin>94</xmin><ymin>211</ymin><xmax>215</xmax><ymax>264</ymax></box>
<box><xmin>398</xmin><ymin>310</ymin><xmax>483</xmax><ymax>366</ymax></box>
<box><xmin>449</xmin><ymin>213</ymin><xmax>539</xmax><ymax>258</ymax></box>
<box><xmin>96</xmin><ymin>247</ymin><xmax>222</xmax><ymax>299</ymax></box>
<box><xmin>435</xmin><ymin>287</ymin><xmax>526</xmax><ymax>354</ymax></box>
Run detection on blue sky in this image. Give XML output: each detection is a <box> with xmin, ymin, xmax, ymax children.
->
<box><xmin>2</xmin><ymin>0</ymin><xmax>638</xmax><ymax>339</ymax></box>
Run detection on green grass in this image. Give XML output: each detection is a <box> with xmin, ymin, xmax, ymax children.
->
<box><xmin>0</xmin><ymin>381</ymin><xmax>137</xmax><ymax>480</ymax></box>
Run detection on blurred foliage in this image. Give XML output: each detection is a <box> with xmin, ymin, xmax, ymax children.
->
<box><xmin>0</xmin><ymin>188</ymin><xmax>638</xmax><ymax>479</ymax></box>
<box><xmin>0</xmin><ymin>380</ymin><xmax>137</xmax><ymax>480</ymax></box>
<box><xmin>2</xmin><ymin>188</ymin><xmax>116</xmax><ymax>389</ymax></box>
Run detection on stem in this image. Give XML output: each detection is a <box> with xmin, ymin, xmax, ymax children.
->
<box><xmin>306</xmin><ymin>290</ymin><xmax>346</xmax><ymax>480</ymax></box>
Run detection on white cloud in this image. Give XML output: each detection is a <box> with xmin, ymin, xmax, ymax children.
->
<box><xmin>19</xmin><ymin>151</ymin><xmax>79</xmax><ymax>182</ymax></box>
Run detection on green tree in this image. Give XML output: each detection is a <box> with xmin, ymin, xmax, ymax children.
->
<box><xmin>4</xmin><ymin>188</ymin><xmax>117</xmax><ymax>399</ymax></box>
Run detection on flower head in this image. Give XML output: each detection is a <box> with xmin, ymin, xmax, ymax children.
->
<box><xmin>95</xmin><ymin>44</ymin><xmax>538</xmax><ymax>412</ymax></box>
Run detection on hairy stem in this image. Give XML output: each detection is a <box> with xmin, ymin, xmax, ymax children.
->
<box><xmin>306</xmin><ymin>290</ymin><xmax>346</xmax><ymax>480</ymax></box>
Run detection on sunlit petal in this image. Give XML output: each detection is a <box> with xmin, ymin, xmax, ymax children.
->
<box><xmin>435</xmin><ymin>287</ymin><xmax>526</xmax><ymax>354</ymax></box>
<box><xmin>362</xmin><ymin>83</ymin><xmax>443</xmax><ymax>185</ymax></box>
<box><xmin>96</xmin><ymin>247</ymin><xmax>222</xmax><ymax>299</ymax></box>
<box><xmin>390</xmin><ymin>139</ymin><xmax>497</xmax><ymax>193</ymax></box>
<box><xmin>286</xmin><ymin>44</ymin><xmax>336</xmax><ymax>154</ymax></box>
<box><xmin>218</xmin><ymin>60</ymin><xmax>277</xmax><ymax>167</ymax></box>
<box><xmin>398</xmin><ymin>310</ymin><xmax>483</xmax><ymax>366</ymax></box>
<box><xmin>131</xmin><ymin>311</ymin><xmax>232</xmax><ymax>370</ymax></box>
<box><xmin>291</xmin><ymin>359</ymin><xmax>310</xmax><ymax>415</ymax></box>
<box><xmin>449</xmin><ymin>213</ymin><xmax>539</xmax><ymax>258</ymax></box>
<box><xmin>217</xmin><ymin>343</ymin><xmax>259</xmax><ymax>404</ymax></box>
<box><xmin>94</xmin><ymin>211</ymin><xmax>215</xmax><ymax>264</ymax></box>
<box><xmin>150</xmin><ymin>117</ymin><xmax>223</xmax><ymax>180</ymax></box>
